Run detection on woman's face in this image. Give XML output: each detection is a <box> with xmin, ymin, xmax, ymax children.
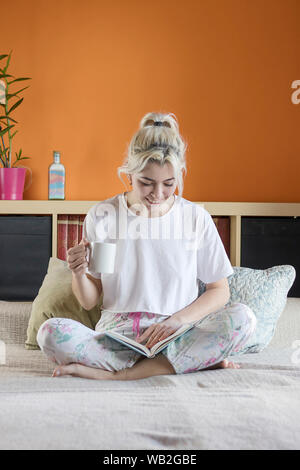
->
<box><xmin>130</xmin><ymin>161</ymin><xmax>176</xmax><ymax>209</ymax></box>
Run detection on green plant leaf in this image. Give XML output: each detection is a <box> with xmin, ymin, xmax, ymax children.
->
<box><xmin>10</xmin><ymin>130</ymin><xmax>18</xmax><ymax>139</ymax></box>
<box><xmin>6</xmin><ymin>86</ymin><xmax>30</xmax><ymax>99</ymax></box>
<box><xmin>0</xmin><ymin>156</ymin><xmax>7</xmax><ymax>167</ymax></box>
<box><xmin>7</xmin><ymin>77</ymin><xmax>31</xmax><ymax>85</ymax></box>
<box><xmin>7</xmin><ymin>98</ymin><xmax>23</xmax><ymax>115</ymax></box>
<box><xmin>0</xmin><ymin>152</ymin><xmax>6</xmax><ymax>160</ymax></box>
<box><xmin>12</xmin><ymin>154</ymin><xmax>31</xmax><ymax>167</ymax></box>
<box><xmin>0</xmin><ymin>144</ymin><xmax>9</xmax><ymax>152</ymax></box>
<box><xmin>0</xmin><ymin>124</ymin><xmax>15</xmax><ymax>137</ymax></box>
<box><xmin>0</xmin><ymin>115</ymin><xmax>18</xmax><ymax>123</ymax></box>
<box><xmin>3</xmin><ymin>51</ymin><xmax>12</xmax><ymax>73</ymax></box>
<box><xmin>0</xmin><ymin>147</ymin><xmax>9</xmax><ymax>158</ymax></box>
<box><xmin>0</xmin><ymin>74</ymin><xmax>13</xmax><ymax>79</ymax></box>
<box><xmin>0</xmin><ymin>55</ymin><xmax>8</xmax><ymax>61</ymax></box>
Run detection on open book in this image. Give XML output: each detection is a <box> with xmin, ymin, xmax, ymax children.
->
<box><xmin>104</xmin><ymin>322</ymin><xmax>196</xmax><ymax>358</ymax></box>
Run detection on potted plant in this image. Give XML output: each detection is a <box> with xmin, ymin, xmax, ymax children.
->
<box><xmin>0</xmin><ymin>50</ymin><xmax>31</xmax><ymax>200</ymax></box>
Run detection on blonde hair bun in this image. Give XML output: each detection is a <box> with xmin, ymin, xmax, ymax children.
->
<box><xmin>118</xmin><ymin>112</ymin><xmax>187</xmax><ymax>197</ymax></box>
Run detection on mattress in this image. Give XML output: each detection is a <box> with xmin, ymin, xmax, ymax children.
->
<box><xmin>0</xmin><ymin>299</ymin><xmax>299</xmax><ymax>450</ymax></box>
<box><xmin>0</xmin><ymin>346</ymin><xmax>299</xmax><ymax>450</ymax></box>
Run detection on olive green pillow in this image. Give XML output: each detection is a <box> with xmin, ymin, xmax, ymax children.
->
<box><xmin>25</xmin><ymin>257</ymin><xmax>102</xmax><ymax>350</ymax></box>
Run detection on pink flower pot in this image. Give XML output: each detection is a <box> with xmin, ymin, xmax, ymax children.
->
<box><xmin>0</xmin><ymin>167</ymin><xmax>27</xmax><ymax>200</ymax></box>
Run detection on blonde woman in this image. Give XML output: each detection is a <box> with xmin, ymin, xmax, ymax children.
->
<box><xmin>37</xmin><ymin>112</ymin><xmax>256</xmax><ymax>380</ymax></box>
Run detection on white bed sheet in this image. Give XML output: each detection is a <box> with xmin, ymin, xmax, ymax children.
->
<box><xmin>0</xmin><ymin>346</ymin><xmax>299</xmax><ymax>450</ymax></box>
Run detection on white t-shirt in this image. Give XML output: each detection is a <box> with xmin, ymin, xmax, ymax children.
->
<box><xmin>83</xmin><ymin>192</ymin><xmax>234</xmax><ymax>317</ymax></box>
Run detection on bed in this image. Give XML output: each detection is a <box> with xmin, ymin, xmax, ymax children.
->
<box><xmin>0</xmin><ymin>200</ymin><xmax>299</xmax><ymax>450</ymax></box>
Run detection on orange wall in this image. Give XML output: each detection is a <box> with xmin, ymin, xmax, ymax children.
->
<box><xmin>1</xmin><ymin>0</ymin><xmax>300</xmax><ymax>202</ymax></box>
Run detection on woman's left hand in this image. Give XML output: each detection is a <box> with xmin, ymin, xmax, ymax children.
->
<box><xmin>136</xmin><ymin>316</ymin><xmax>183</xmax><ymax>349</ymax></box>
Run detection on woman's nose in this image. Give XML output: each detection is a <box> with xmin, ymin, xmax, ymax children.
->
<box><xmin>152</xmin><ymin>187</ymin><xmax>164</xmax><ymax>200</ymax></box>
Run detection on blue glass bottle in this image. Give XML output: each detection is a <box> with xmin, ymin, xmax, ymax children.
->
<box><xmin>48</xmin><ymin>151</ymin><xmax>65</xmax><ymax>200</ymax></box>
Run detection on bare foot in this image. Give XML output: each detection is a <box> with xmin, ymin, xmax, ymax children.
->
<box><xmin>52</xmin><ymin>363</ymin><xmax>115</xmax><ymax>380</ymax></box>
<box><xmin>202</xmin><ymin>359</ymin><xmax>240</xmax><ymax>371</ymax></box>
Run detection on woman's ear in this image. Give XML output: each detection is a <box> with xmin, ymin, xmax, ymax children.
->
<box><xmin>128</xmin><ymin>175</ymin><xmax>132</xmax><ymax>185</ymax></box>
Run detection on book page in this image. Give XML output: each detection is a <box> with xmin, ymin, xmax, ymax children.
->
<box><xmin>105</xmin><ymin>322</ymin><xmax>196</xmax><ymax>358</ymax></box>
<box><xmin>105</xmin><ymin>331</ymin><xmax>150</xmax><ymax>355</ymax></box>
<box><xmin>150</xmin><ymin>323</ymin><xmax>195</xmax><ymax>354</ymax></box>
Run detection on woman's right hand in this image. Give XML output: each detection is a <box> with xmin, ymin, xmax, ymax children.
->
<box><xmin>67</xmin><ymin>237</ymin><xmax>90</xmax><ymax>276</ymax></box>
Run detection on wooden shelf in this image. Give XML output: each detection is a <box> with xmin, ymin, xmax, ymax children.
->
<box><xmin>1</xmin><ymin>200</ymin><xmax>300</xmax><ymax>265</ymax></box>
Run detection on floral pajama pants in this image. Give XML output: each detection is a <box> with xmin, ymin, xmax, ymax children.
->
<box><xmin>37</xmin><ymin>302</ymin><xmax>256</xmax><ymax>375</ymax></box>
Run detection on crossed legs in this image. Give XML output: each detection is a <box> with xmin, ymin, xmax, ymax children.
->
<box><xmin>38</xmin><ymin>303</ymin><xmax>256</xmax><ymax>380</ymax></box>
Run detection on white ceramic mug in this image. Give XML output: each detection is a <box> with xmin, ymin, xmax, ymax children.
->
<box><xmin>87</xmin><ymin>241</ymin><xmax>116</xmax><ymax>273</ymax></box>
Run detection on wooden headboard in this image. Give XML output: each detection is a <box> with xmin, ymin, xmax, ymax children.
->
<box><xmin>1</xmin><ymin>200</ymin><xmax>300</xmax><ymax>266</ymax></box>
